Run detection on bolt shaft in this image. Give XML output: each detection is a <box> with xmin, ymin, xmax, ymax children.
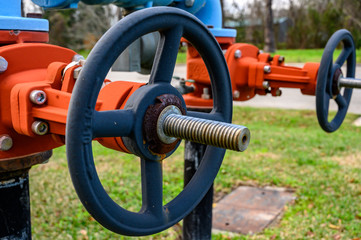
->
<box><xmin>163</xmin><ymin>114</ymin><xmax>250</xmax><ymax>152</ymax></box>
<box><xmin>339</xmin><ymin>77</ymin><xmax>361</xmax><ymax>89</ymax></box>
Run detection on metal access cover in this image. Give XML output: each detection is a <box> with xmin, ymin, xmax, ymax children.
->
<box><xmin>212</xmin><ymin>186</ymin><xmax>296</xmax><ymax>235</ymax></box>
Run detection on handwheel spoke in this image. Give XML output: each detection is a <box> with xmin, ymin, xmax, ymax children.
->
<box><xmin>149</xmin><ymin>26</ymin><xmax>184</xmax><ymax>84</ymax></box>
<box><xmin>335</xmin><ymin>94</ymin><xmax>347</xmax><ymax>109</ymax></box>
<box><xmin>336</xmin><ymin>46</ymin><xmax>353</xmax><ymax>67</ymax></box>
<box><xmin>187</xmin><ymin>111</ymin><xmax>225</xmax><ymax>122</ymax></box>
<box><xmin>92</xmin><ymin>110</ymin><xmax>134</xmax><ymax>138</ymax></box>
<box><xmin>140</xmin><ymin>158</ymin><xmax>163</xmax><ymax>217</ymax></box>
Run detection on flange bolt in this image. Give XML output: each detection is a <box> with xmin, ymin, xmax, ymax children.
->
<box><xmin>0</xmin><ymin>57</ymin><xmax>8</xmax><ymax>73</ymax></box>
<box><xmin>0</xmin><ymin>135</ymin><xmax>13</xmax><ymax>151</ymax></box>
<box><xmin>234</xmin><ymin>50</ymin><xmax>242</xmax><ymax>59</ymax></box>
<box><xmin>263</xmin><ymin>81</ymin><xmax>270</xmax><ymax>89</ymax></box>
<box><xmin>32</xmin><ymin>121</ymin><xmax>49</xmax><ymax>135</ymax></box>
<box><xmin>264</xmin><ymin>65</ymin><xmax>271</xmax><ymax>73</ymax></box>
<box><xmin>30</xmin><ymin>90</ymin><xmax>47</xmax><ymax>105</ymax></box>
<box><xmin>72</xmin><ymin>54</ymin><xmax>85</xmax><ymax>62</ymax></box>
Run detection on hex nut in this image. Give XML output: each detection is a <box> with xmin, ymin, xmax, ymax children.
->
<box><xmin>0</xmin><ymin>135</ymin><xmax>13</xmax><ymax>151</ymax></box>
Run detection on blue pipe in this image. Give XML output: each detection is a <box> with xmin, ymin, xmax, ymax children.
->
<box><xmin>195</xmin><ymin>0</ymin><xmax>236</xmax><ymax>37</ymax></box>
<box><xmin>0</xmin><ymin>0</ymin><xmax>48</xmax><ymax>31</ymax></box>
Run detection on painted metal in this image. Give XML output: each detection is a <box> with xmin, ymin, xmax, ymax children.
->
<box><xmin>183</xmin><ymin>141</ymin><xmax>212</xmax><ymax>240</ymax></box>
<box><xmin>0</xmin><ymin>151</ymin><xmax>52</xmax><ymax>240</ymax></box>
<box><xmin>0</xmin><ymin>1</ymin><xmax>48</xmax><ymax>32</ymax></box>
<box><xmin>316</xmin><ymin>29</ymin><xmax>356</xmax><ymax>132</ymax></box>
<box><xmin>65</xmin><ymin>7</ymin><xmax>233</xmax><ymax>235</ymax></box>
<box><xmin>0</xmin><ymin>170</ymin><xmax>31</xmax><ymax>239</ymax></box>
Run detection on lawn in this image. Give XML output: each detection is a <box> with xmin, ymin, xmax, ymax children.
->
<box><xmin>29</xmin><ymin>106</ymin><xmax>361</xmax><ymax>239</ymax></box>
<box><xmin>77</xmin><ymin>48</ymin><xmax>361</xmax><ymax>65</ymax></box>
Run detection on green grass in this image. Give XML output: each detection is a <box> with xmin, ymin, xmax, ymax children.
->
<box><xmin>275</xmin><ymin>49</ymin><xmax>361</xmax><ymax>63</ymax></box>
<box><xmin>29</xmin><ymin>107</ymin><xmax>361</xmax><ymax>239</ymax></box>
<box><xmin>76</xmin><ymin>49</ymin><xmax>187</xmax><ymax>64</ymax></box>
<box><xmin>77</xmin><ymin>48</ymin><xmax>361</xmax><ymax>65</ymax></box>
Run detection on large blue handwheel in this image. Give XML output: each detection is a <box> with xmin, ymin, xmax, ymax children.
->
<box><xmin>316</xmin><ymin>29</ymin><xmax>356</xmax><ymax>132</ymax></box>
<box><xmin>66</xmin><ymin>7</ymin><xmax>232</xmax><ymax>236</ymax></box>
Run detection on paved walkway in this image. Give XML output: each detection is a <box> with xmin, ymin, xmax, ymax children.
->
<box><xmin>106</xmin><ymin>63</ymin><xmax>361</xmax><ymax>115</ymax></box>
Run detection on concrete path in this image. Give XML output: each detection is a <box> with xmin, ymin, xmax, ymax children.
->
<box><xmin>106</xmin><ymin>63</ymin><xmax>361</xmax><ymax>115</ymax></box>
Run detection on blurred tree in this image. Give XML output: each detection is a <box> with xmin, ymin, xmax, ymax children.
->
<box><xmin>264</xmin><ymin>0</ymin><xmax>276</xmax><ymax>52</ymax></box>
<box><xmin>44</xmin><ymin>2</ymin><xmax>113</xmax><ymax>51</ymax></box>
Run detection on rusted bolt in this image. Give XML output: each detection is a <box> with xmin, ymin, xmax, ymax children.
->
<box><xmin>32</xmin><ymin>121</ymin><xmax>49</xmax><ymax>135</ymax></box>
<box><xmin>0</xmin><ymin>57</ymin><xmax>8</xmax><ymax>73</ymax></box>
<box><xmin>234</xmin><ymin>50</ymin><xmax>242</xmax><ymax>59</ymax></box>
<box><xmin>0</xmin><ymin>135</ymin><xmax>13</xmax><ymax>151</ymax></box>
<box><xmin>264</xmin><ymin>65</ymin><xmax>271</xmax><ymax>73</ymax></box>
<box><xmin>30</xmin><ymin>90</ymin><xmax>47</xmax><ymax>105</ymax></box>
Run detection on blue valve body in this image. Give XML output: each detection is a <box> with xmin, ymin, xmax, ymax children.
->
<box><xmin>0</xmin><ymin>0</ymin><xmax>48</xmax><ymax>31</ymax></box>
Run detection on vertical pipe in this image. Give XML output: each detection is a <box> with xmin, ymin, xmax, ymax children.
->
<box><xmin>0</xmin><ymin>169</ymin><xmax>32</xmax><ymax>239</ymax></box>
<box><xmin>183</xmin><ymin>141</ymin><xmax>213</xmax><ymax>240</ymax></box>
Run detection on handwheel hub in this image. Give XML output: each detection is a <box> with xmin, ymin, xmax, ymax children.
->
<box><xmin>332</xmin><ymin>68</ymin><xmax>343</xmax><ymax>96</ymax></box>
<box><xmin>143</xmin><ymin>94</ymin><xmax>186</xmax><ymax>154</ymax></box>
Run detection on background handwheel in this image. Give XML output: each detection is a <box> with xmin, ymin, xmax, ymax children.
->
<box><xmin>316</xmin><ymin>29</ymin><xmax>356</xmax><ymax>132</ymax></box>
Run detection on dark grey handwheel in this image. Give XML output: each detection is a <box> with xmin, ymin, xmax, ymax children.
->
<box><xmin>66</xmin><ymin>7</ymin><xmax>233</xmax><ymax>236</ymax></box>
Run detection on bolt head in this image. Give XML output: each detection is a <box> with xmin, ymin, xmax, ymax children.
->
<box><xmin>185</xmin><ymin>0</ymin><xmax>195</xmax><ymax>7</ymax></box>
<box><xmin>234</xmin><ymin>50</ymin><xmax>242</xmax><ymax>59</ymax></box>
<box><xmin>276</xmin><ymin>89</ymin><xmax>282</xmax><ymax>96</ymax></box>
<box><xmin>73</xmin><ymin>67</ymin><xmax>82</xmax><ymax>79</ymax></box>
<box><xmin>233</xmin><ymin>90</ymin><xmax>240</xmax><ymax>99</ymax></box>
<box><xmin>72</xmin><ymin>54</ymin><xmax>85</xmax><ymax>62</ymax></box>
<box><xmin>262</xmin><ymin>81</ymin><xmax>270</xmax><ymax>89</ymax></box>
<box><xmin>0</xmin><ymin>135</ymin><xmax>13</xmax><ymax>151</ymax></box>
<box><xmin>0</xmin><ymin>57</ymin><xmax>8</xmax><ymax>73</ymax></box>
<box><xmin>30</xmin><ymin>90</ymin><xmax>47</xmax><ymax>105</ymax></box>
<box><xmin>32</xmin><ymin>121</ymin><xmax>49</xmax><ymax>135</ymax></box>
<box><xmin>264</xmin><ymin>65</ymin><xmax>271</xmax><ymax>73</ymax></box>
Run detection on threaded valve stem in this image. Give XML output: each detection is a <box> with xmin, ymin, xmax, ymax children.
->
<box><xmin>162</xmin><ymin>114</ymin><xmax>250</xmax><ymax>152</ymax></box>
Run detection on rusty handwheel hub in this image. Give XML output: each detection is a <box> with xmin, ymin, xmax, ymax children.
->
<box><xmin>143</xmin><ymin>94</ymin><xmax>186</xmax><ymax>154</ymax></box>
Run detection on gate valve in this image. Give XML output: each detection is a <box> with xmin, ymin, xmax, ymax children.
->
<box><xmin>65</xmin><ymin>7</ymin><xmax>250</xmax><ymax>236</ymax></box>
<box><xmin>316</xmin><ymin>29</ymin><xmax>357</xmax><ymax>132</ymax></box>
<box><xmin>183</xmin><ymin>42</ymin><xmax>320</xmax><ymax>108</ymax></box>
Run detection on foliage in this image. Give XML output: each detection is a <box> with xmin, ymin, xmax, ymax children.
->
<box><xmin>29</xmin><ymin>107</ymin><xmax>361</xmax><ymax>239</ymax></box>
<box><xmin>231</xmin><ymin>0</ymin><xmax>361</xmax><ymax>49</ymax></box>
<box><xmin>43</xmin><ymin>2</ymin><xmax>112</xmax><ymax>51</ymax></box>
